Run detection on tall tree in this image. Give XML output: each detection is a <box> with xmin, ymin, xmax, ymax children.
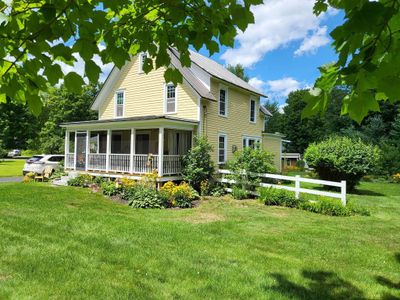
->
<box><xmin>279</xmin><ymin>90</ymin><xmax>326</xmax><ymax>154</ymax></box>
<box><xmin>37</xmin><ymin>84</ymin><xmax>98</xmax><ymax>153</ymax></box>
<box><xmin>226</xmin><ymin>64</ymin><xmax>249</xmax><ymax>82</ymax></box>
<box><xmin>263</xmin><ymin>101</ymin><xmax>283</xmax><ymax>133</ymax></box>
<box><xmin>0</xmin><ymin>100</ymin><xmax>41</xmax><ymax>149</ymax></box>
<box><xmin>0</xmin><ymin>0</ymin><xmax>260</xmax><ymax>114</ymax></box>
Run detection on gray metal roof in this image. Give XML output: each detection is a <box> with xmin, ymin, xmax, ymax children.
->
<box><xmin>60</xmin><ymin>115</ymin><xmax>199</xmax><ymax>126</ymax></box>
<box><xmin>187</xmin><ymin>49</ymin><xmax>267</xmax><ymax>98</ymax></box>
<box><xmin>168</xmin><ymin>49</ymin><xmax>216</xmax><ymax>101</ymax></box>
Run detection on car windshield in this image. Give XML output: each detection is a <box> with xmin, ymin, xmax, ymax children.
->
<box><xmin>27</xmin><ymin>155</ymin><xmax>43</xmax><ymax>163</ymax></box>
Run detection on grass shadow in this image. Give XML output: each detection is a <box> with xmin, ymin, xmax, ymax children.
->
<box><xmin>267</xmin><ymin>270</ymin><xmax>365</xmax><ymax>299</ymax></box>
<box><xmin>349</xmin><ymin>189</ymin><xmax>385</xmax><ymax>197</ymax></box>
<box><xmin>375</xmin><ymin>253</ymin><xmax>400</xmax><ymax>299</ymax></box>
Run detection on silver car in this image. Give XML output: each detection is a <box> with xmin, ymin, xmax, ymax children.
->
<box><xmin>23</xmin><ymin>154</ymin><xmax>64</xmax><ymax>175</ymax></box>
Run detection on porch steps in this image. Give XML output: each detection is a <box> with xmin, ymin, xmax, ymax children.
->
<box><xmin>52</xmin><ymin>172</ymin><xmax>78</xmax><ymax>186</ymax></box>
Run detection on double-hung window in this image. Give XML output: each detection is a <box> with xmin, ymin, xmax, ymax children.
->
<box><xmin>243</xmin><ymin>136</ymin><xmax>260</xmax><ymax>149</ymax></box>
<box><xmin>165</xmin><ymin>83</ymin><xmax>176</xmax><ymax>114</ymax></box>
<box><xmin>115</xmin><ymin>90</ymin><xmax>124</xmax><ymax>117</ymax></box>
<box><xmin>139</xmin><ymin>52</ymin><xmax>147</xmax><ymax>73</ymax></box>
<box><xmin>218</xmin><ymin>133</ymin><xmax>227</xmax><ymax>164</ymax></box>
<box><xmin>250</xmin><ymin>98</ymin><xmax>256</xmax><ymax>123</ymax></box>
<box><xmin>219</xmin><ymin>87</ymin><xmax>228</xmax><ymax>117</ymax></box>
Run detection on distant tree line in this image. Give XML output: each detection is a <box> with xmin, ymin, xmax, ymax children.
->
<box><xmin>0</xmin><ymin>84</ymin><xmax>99</xmax><ymax>154</ymax></box>
<box><xmin>265</xmin><ymin>87</ymin><xmax>400</xmax><ymax>176</ymax></box>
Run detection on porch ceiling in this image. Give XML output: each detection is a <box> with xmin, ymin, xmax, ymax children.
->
<box><xmin>60</xmin><ymin>115</ymin><xmax>198</xmax><ymax>131</ymax></box>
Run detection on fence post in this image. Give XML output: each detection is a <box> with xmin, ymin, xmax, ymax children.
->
<box><xmin>295</xmin><ymin>175</ymin><xmax>300</xmax><ymax>199</ymax></box>
<box><xmin>341</xmin><ymin>180</ymin><xmax>347</xmax><ymax>206</ymax></box>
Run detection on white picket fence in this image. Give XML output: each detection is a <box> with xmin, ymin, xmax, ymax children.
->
<box><xmin>218</xmin><ymin>169</ymin><xmax>347</xmax><ymax>205</ymax></box>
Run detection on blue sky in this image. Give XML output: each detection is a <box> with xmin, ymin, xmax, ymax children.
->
<box><xmin>66</xmin><ymin>1</ymin><xmax>344</xmax><ymax>108</ymax></box>
<box><xmin>198</xmin><ymin>0</ymin><xmax>344</xmax><ymax>106</ymax></box>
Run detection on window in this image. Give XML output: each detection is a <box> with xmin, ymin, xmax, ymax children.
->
<box><xmin>218</xmin><ymin>134</ymin><xmax>227</xmax><ymax>164</ymax></box>
<box><xmin>165</xmin><ymin>83</ymin><xmax>176</xmax><ymax>113</ymax></box>
<box><xmin>48</xmin><ymin>156</ymin><xmax>64</xmax><ymax>162</ymax></box>
<box><xmin>250</xmin><ymin>98</ymin><xmax>256</xmax><ymax>123</ymax></box>
<box><xmin>115</xmin><ymin>90</ymin><xmax>124</xmax><ymax>117</ymax></box>
<box><xmin>139</xmin><ymin>52</ymin><xmax>147</xmax><ymax>73</ymax></box>
<box><xmin>243</xmin><ymin>136</ymin><xmax>261</xmax><ymax>149</ymax></box>
<box><xmin>219</xmin><ymin>87</ymin><xmax>228</xmax><ymax>116</ymax></box>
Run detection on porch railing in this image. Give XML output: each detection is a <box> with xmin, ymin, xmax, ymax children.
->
<box><xmin>66</xmin><ymin>153</ymin><xmax>182</xmax><ymax>175</ymax></box>
<box><xmin>163</xmin><ymin>155</ymin><xmax>182</xmax><ymax>175</ymax></box>
<box><xmin>88</xmin><ymin>153</ymin><xmax>107</xmax><ymax>171</ymax></box>
<box><xmin>110</xmin><ymin>154</ymin><xmax>130</xmax><ymax>173</ymax></box>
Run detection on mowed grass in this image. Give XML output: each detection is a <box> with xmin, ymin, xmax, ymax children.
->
<box><xmin>0</xmin><ymin>182</ymin><xmax>399</xmax><ymax>299</ymax></box>
<box><xmin>0</xmin><ymin>160</ymin><xmax>25</xmax><ymax>177</ymax></box>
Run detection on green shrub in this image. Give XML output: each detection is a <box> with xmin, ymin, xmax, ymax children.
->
<box><xmin>259</xmin><ymin>187</ymin><xmax>369</xmax><ymax>217</ymax></box>
<box><xmin>210</xmin><ymin>183</ymin><xmax>226</xmax><ymax>197</ymax></box>
<box><xmin>68</xmin><ymin>174</ymin><xmax>93</xmax><ymax>187</ymax></box>
<box><xmin>101</xmin><ymin>181</ymin><xmax>121</xmax><ymax>196</ymax></box>
<box><xmin>377</xmin><ymin>143</ymin><xmax>400</xmax><ymax>176</ymax></box>
<box><xmin>231</xmin><ymin>186</ymin><xmax>248</xmax><ymax>200</ymax></box>
<box><xmin>304</xmin><ymin>136</ymin><xmax>381</xmax><ymax>191</ymax></box>
<box><xmin>227</xmin><ymin>147</ymin><xmax>276</xmax><ymax>191</ymax></box>
<box><xmin>182</xmin><ymin>136</ymin><xmax>214</xmax><ymax>191</ymax></box>
<box><xmin>50</xmin><ymin>161</ymin><xmax>67</xmax><ymax>180</ymax></box>
<box><xmin>258</xmin><ymin>187</ymin><xmax>300</xmax><ymax>208</ymax></box>
<box><xmin>299</xmin><ymin>199</ymin><xmax>351</xmax><ymax>216</ymax></box>
<box><xmin>129</xmin><ymin>187</ymin><xmax>165</xmax><ymax>209</ymax></box>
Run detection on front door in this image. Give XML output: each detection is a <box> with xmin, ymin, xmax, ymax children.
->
<box><xmin>76</xmin><ymin>132</ymin><xmax>87</xmax><ymax>170</ymax></box>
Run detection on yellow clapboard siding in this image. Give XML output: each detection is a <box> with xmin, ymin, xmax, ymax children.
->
<box><xmin>202</xmin><ymin>78</ymin><xmax>264</xmax><ymax>165</ymax></box>
<box><xmin>262</xmin><ymin>134</ymin><xmax>282</xmax><ymax>172</ymax></box>
<box><xmin>99</xmin><ymin>57</ymin><xmax>199</xmax><ymax>121</ymax></box>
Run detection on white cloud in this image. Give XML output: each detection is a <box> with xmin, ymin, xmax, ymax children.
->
<box><xmin>220</xmin><ymin>0</ymin><xmax>331</xmax><ymax>67</ymax></box>
<box><xmin>250</xmin><ymin>76</ymin><xmax>308</xmax><ymax>101</ymax></box>
<box><xmin>267</xmin><ymin>77</ymin><xmax>302</xmax><ymax>98</ymax></box>
<box><xmin>294</xmin><ymin>26</ymin><xmax>330</xmax><ymax>56</ymax></box>
<box><xmin>249</xmin><ymin>77</ymin><xmax>266</xmax><ymax>91</ymax></box>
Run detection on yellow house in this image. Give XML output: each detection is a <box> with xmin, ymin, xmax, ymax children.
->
<box><xmin>61</xmin><ymin>48</ymin><xmax>281</xmax><ymax>180</ymax></box>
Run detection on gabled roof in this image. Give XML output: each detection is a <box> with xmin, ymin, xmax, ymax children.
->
<box><xmin>92</xmin><ymin>48</ymin><xmax>271</xmax><ymax>116</ymax></box>
<box><xmin>167</xmin><ymin>49</ymin><xmax>216</xmax><ymax>101</ymax></box>
<box><xmin>187</xmin><ymin>49</ymin><xmax>267</xmax><ymax>98</ymax></box>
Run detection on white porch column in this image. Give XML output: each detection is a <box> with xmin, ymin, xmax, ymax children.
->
<box><xmin>106</xmin><ymin>129</ymin><xmax>111</xmax><ymax>173</ymax></box>
<box><xmin>64</xmin><ymin>130</ymin><xmax>69</xmax><ymax>155</ymax></box>
<box><xmin>64</xmin><ymin>130</ymin><xmax>69</xmax><ymax>170</ymax></box>
<box><xmin>85</xmin><ymin>131</ymin><xmax>90</xmax><ymax>171</ymax></box>
<box><xmin>74</xmin><ymin>131</ymin><xmax>77</xmax><ymax>171</ymax></box>
<box><xmin>158</xmin><ymin>127</ymin><xmax>164</xmax><ymax>177</ymax></box>
<box><xmin>129</xmin><ymin>128</ymin><xmax>135</xmax><ymax>174</ymax></box>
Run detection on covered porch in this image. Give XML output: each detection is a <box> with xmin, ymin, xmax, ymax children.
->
<box><xmin>61</xmin><ymin>116</ymin><xmax>197</xmax><ymax>178</ymax></box>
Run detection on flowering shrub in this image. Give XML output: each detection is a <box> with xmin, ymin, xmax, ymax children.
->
<box><xmin>392</xmin><ymin>173</ymin><xmax>400</xmax><ymax>183</ymax></box>
<box><xmin>160</xmin><ymin>181</ymin><xmax>198</xmax><ymax>208</ymax></box>
<box><xmin>68</xmin><ymin>174</ymin><xmax>93</xmax><ymax>187</ymax></box>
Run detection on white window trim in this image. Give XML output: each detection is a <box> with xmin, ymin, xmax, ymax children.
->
<box><xmin>114</xmin><ymin>89</ymin><xmax>125</xmax><ymax>118</ymax></box>
<box><xmin>218</xmin><ymin>84</ymin><xmax>228</xmax><ymax>118</ymax></box>
<box><xmin>249</xmin><ymin>97</ymin><xmax>257</xmax><ymax>124</ymax></box>
<box><xmin>218</xmin><ymin>133</ymin><xmax>228</xmax><ymax>164</ymax></box>
<box><xmin>243</xmin><ymin>135</ymin><xmax>261</xmax><ymax>149</ymax></box>
<box><xmin>138</xmin><ymin>52</ymin><xmax>148</xmax><ymax>74</ymax></box>
<box><xmin>164</xmin><ymin>82</ymin><xmax>178</xmax><ymax>114</ymax></box>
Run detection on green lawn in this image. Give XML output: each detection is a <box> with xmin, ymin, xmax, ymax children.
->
<box><xmin>0</xmin><ymin>159</ymin><xmax>25</xmax><ymax>177</ymax></box>
<box><xmin>0</xmin><ymin>182</ymin><xmax>399</xmax><ymax>299</ymax></box>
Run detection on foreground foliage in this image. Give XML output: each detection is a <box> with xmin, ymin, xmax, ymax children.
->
<box><xmin>0</xmin><ymin>182</ymin><xmax>399</xmax><ymax>298</ymax></box>
<box><xmin>0</xmin><ymin>0</ymin><xmax>260</xmax><ymax>113</ymax></box>
<box><xmin>304</xmin><ymin>136</ymin><xmax>381</xmax><ymax>190</ymax></box>
<box><xmin>306</xmin><ymin>0</ymin><xmax>400</xmax><ymax>123</ymax></box>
